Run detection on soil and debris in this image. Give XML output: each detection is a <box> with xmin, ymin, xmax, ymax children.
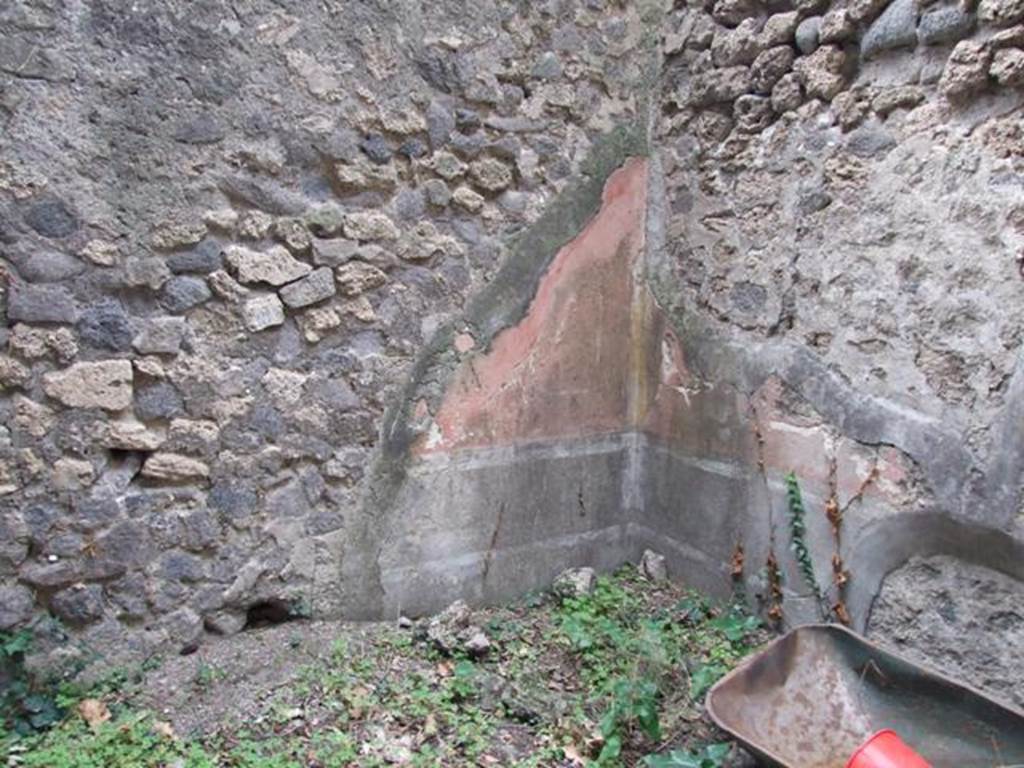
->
<box><xmin>2</xmin><ymin>558</ymin><xmax>771</xmax><ymax>767</ymax></box>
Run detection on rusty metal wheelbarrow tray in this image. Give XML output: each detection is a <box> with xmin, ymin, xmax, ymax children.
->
<box><xmin>706</xmin><ymin>624</ymin><xmax>1024</xmax><ymax>768</ymax></box>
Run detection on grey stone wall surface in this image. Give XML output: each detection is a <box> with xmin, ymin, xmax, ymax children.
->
<box><xmin>0</xmin><ymin>0</ymin><xmax>662</xmax><ymax>670</ymax></box>
<box><xmin>869</xmin><ymin>555</ymin><xmax>1024</xmax><ymax>708</ymax></box>
<box><xmin>652</xmin><ymin>0</ymin><xmax>1024</xmax><ymax>701</ymax></box>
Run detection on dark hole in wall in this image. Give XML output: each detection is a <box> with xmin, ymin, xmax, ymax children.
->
<box><xmin>244</xmin><ymin>599</ymin><xmax>299</xmax><ymax>629</ymax></box>
<box><xmin>106</xmin><ymin>449</ymin><xmax>149</xmax><ymax>485</ymax></box>
<box><xmin>108</xmin><ymin>449</ymin><xmax>143</xmax><ymax>461</ymax></box>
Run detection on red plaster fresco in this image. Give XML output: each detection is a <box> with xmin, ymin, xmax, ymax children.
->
<box><xmin>415</xmin><ymin>157</ymin><xmax>648</xmax><ymax>455</ymax></box>
<box><xmin>411</xmin><ymin>154</ymin><xmax>915</xmax><ymax>518</ymax></box>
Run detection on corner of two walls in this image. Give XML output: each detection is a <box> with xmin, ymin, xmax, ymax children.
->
<box><xmin>364</xmin><ymin>145</ymin><xmax>809</xmax><ymax>621</ymax></box>
<box><xmin>343</xmin><ymin>139</ymin><xmax>657</xmax><ymax>619</ymax></box>
<box><xmin>359</xmin><ymin>147</ymin><xmax>758</xmax><ymax>620</ymax></box>
<box><xmin>14</xmin><ymin>0</ymin><xmax>1024</xmax><ymax>683</ymax></box>
<box><xmin>644</xmin><ymin>142</ymin><xmax>1024</xmax><ymax>635</ymax></box>
<box><xmin>378</xmin><ymin>124</ymin><xmax>1024</xmax><ymax>642</ymax></box>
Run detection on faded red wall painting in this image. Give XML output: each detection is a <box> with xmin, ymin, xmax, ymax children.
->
<box><xmin>416</xmin><ymin>157</ymin><xmax>650</xmax><ymax>455</ymax></box>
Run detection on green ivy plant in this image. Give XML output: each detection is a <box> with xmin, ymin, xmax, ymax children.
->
<box><xmin>597</xmin><ymin>677</ymin><xmax>661</xmax><ymax>765</ymax></box>
<box><xmin>784</xmin><ymin>473</ymin><xmax>825</xmax><ymax>604</ymax></box>
<box><xmin>688</xmin><ymin>663</ymin><xmax>727</xmax><ymax>701</ymax></box>
<box><xmin>643</xmin><ymin>742</ymin><xmax>732</xmax><ymax>768</ymax></box>
<box><xmin>708</xmin><ymin>614</ymin><xmax>761</xmax><ymax>643</ymax></box>
<box><xmin>1</xmin><ymin>630</ymin><xmax>65</xmax><ymax>736</ymax></box>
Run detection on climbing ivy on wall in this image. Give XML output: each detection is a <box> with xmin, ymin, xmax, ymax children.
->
<box><xmin>784</xmin><ymin>472</ymin><xmax>828</xmax><ymax>620</ymax></box>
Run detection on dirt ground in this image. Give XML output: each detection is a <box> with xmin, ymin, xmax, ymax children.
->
<box><xmin>8</xmin><ymin>563</ymin><xmax>769</xmax><ymax>767</ymax></box>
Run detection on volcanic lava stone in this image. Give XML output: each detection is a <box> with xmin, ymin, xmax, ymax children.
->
<box><xmin>78</xmin><ymin>299</ymin><xmax>134</xmax><ymax>351</ymax></box>
<box><xmin>162</xmin><ymin>276</ymin><xmax>212</xmax><ymax>313</ymax></box>
<box><xmin>398</xmin><ymin>138</ymin><xmax>428</xmax><ymax>159</ymax></box>
<box><xmin>360</xmin><ymin>134</ymin><xmax>393</xmax><ymax>164</ymax></box>
<box><xmin>167</xmin><ymin>238</ymin><xmax>223</xmax><ymax>274</ymax></box>
<box><xmin>135</xmin><ymin>380</ymin><xmax>185</xmax><ymax>421</ymax></box>
<box><xmin>23</xmin><ymin>196</ymin><xmax>78</xmax><ymax>238</ymax></box>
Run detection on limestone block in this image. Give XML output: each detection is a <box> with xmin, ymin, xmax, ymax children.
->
<box><xmin>793</xmin><ymin>45</ymin><xmax>847</xmax><ymax>100</ymax></box>
<box><xmin>469</xmin><ymin>158</ymin><xmax>513</xmax><ymax>192</ymax></box>
<box><xmin>397</xmin><ymin>221</ymin><xmax>464</xmax><ymax>262</ymax></box>
<box><xmin>224</xmin><ymin>244</ymin><xmax>312</xmax><ymax>286</ymax></box>
<box><xmin>688</xmin><ymin>65</ymin><xmax>753</xmax><ymax>106</ymax></box>
<box><xmin>453</xmin><ymin>186</ymin><xmax>485</xmax><ymax>212</ymax></box>
<box><xmin>991</xmin><ymin>47</ymin><xmax>1024</xmax><ymax>86</ymax></box>
<box><xmin>332</xmin><ymin>160</ymin><xmax>398</xmax><ymax>192</ymax></box>
<box><xmin>335</xmin><ymin>262</ymin><xmax>388</xmax><ymax>297</ymax></box>
<box><xmin>43</xmin><ymin>360</ymin><xmax>133</xmax><ymax>411</ymax></box>
<box><xmin>51</xmin><ymin>457</ymin><xmax>95</xmax><ymax>490</ymax></box>
<box><xmin>431</xmin><ymin>151</ymin><xmax>467</xmax><ymax>180</ymax></box>
<box><xmin>150</xmin><ymin>217</ymin><xmax>207</xmax><ymax>249</ymax></box>
<box><xmin>712</xmin><ymin>0</ymin><xmax>761</xmax><ymax>27</ymax></box>
<box><xmin>979</xmin><ymin>0</ymin><xmax>1024</xmax><ymax>27</ymax></box>
<box><xmin>761</xmin><ymin>11</ymin><xmax>799</xmax><ymax>46</ymax></box>
<box><xmin>939</xmin><ymin>40</ymin><xmax>992</xmax><ymax>101</ymax></box>
<box><xmin>141</xmin><ymin>452</ymin><xmax>209</xmax><ymax>481</ymax></box>
<box><xmin>241</xmin><ymin>294</ymin><xmax>286</xmax><ymax>332</ymax></box>
<box><xmin>771</xmin><ymin>72</ymin><xmax>804</xmax><ymax>112</ymax></box>
<box><xmin>98</xmin><ymin>418</ymin><xmax>166</xmax><ymax>451</ymax></box>
<box><xmin>133</xmin><ymin>317</ymin><xmax>187</xmax><ymax>355</ymax></box>
<box><xmin>712</xmin><ymin>18</ymin><xmax>765</xmax><ymax>66</ymax></box>
<box><xmin>0</xmin><ymin>356</ymin><xmax>30</xmax><ymax>390</ymax></box>
<box><xmin>819</xmin><ymin>9</ymin><xmax>856</xmax><ymax>44</ymax></box>
<box><xmin>734</xmin><ymin>94</ymin><xmax>774</xmax><ymax>131</ymax></box>
<box><xmin>553</xmin><ymin>567</ymin><xmax>596</xmax><ymax>597</ymax></box>
<box><xmin>751</xmin><ymin>46</ymin><xmax>795</xmax><ymax>93</ymax></box>
<box><xmin>640</xmin><ymin>550</ymin><xmax>669</xmax><ymax>582</ymax></box>
<box><xmin>80</xmin><ymin>239</ymin><xmax>119</xmax><ymax>266</ymax></box>
<box><xmin>342</xmin><ymin>211</ymin><xmax>399</xmax><ymax>241</ymax></box>
<box><xmin>279</xmin><ymin>267</ymin><xmax>337</xmax><ymax>308</ymax></box>
<box><xmin>208</xmin><ymin>270</ymin><xmax>248</xmax><ymax>302</ymax></box>
<box><xmin>122</xmin><ymin>257</ymin><xmax>172</xmax><ymax>290</ymax></box>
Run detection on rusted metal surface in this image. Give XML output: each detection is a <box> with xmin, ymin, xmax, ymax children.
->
<box><xmin>707</xmin><ymin>624</ymin><xmax>1024</xmax><ymax>768</ymax></box>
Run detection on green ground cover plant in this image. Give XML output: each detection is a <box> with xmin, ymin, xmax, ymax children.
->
<box><xmin>2</xmin><ymin>564</ymin><xmax>767</xmax><ymax>767</ymax></box>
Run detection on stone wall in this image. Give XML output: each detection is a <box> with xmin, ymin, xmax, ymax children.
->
<box><xmin>0</xmin><ymin>0</ymin><xmax>662</xmax><ymax>668</ymax></box>
<box><xmin>870</xmin><ymin>555</ymin><xmax>1024</xmax><ymax>708</ymax></box>
<box><xmin>651</xmin><ymin>0</ymin><xmax>1024</xmax><ymax>693</ymax></box>
<box><xmin>3</xmin><ymin>0</ymin><xmax>1024</xmax><ymax>696</ymax></box>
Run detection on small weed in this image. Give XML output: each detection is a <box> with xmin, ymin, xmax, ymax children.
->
<box><xmin>193</xmin><ymin>662</ymin><xmax>227</xmax><ymax>691</ymax></box>
<box><xmin>328</xmin><ymin>637</ymin><xmax>349</xmax><ymax>665</ymax></box>
<box><xmin>309</xmin><ymin>729</ymin><xmax>359</xmax><ymax>767</ymax></box>
<box><xmin>7</xmin><ymin>713</ymin><xmax>214</xmax><ymax>768</ymax></box>
<box><xmin>450</xmin><ymin>659</ymin><xmax>478</xmax><ymax>700</ymax></box>
<box><xmin>708</xmin><ymin>613</ymin><xmax>761</xmax><ymax>643</ymax></box>
<box><xmin>597</xmin><ymin>677</ymin><xmax>661</xmax><ymax>764</ymax></box>
<box><xmin>551</xmin><ymin>572</ymin><xmax>764</xmax><ymax>766</ymax></box>
<box><xmin>688</xmin><ymin>663</ymin><xmax>727</xmax><ymax>701</ymax></box>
